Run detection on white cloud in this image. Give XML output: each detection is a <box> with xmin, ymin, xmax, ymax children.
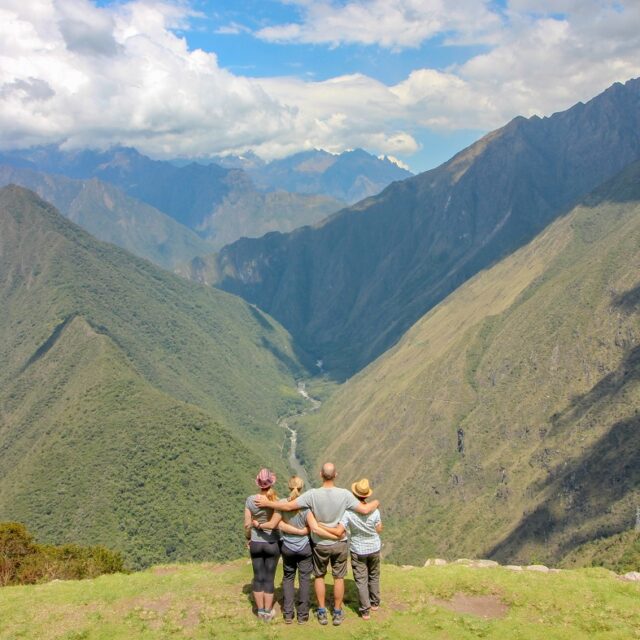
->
<box><xmin>256</xmin><ymin>0</ymin><xmax>502</xmax><ymax>49</ymax></box>
<box><xmin>381</xmin><ymin>154</ymin><xmax>412</xmax><ymax>171</ymax></box>
<box><xmin>0</xmin><ymin>0</ymin><xmax>639</xmax><ymax>164</ymax></box>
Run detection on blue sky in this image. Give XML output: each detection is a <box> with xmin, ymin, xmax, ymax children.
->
<box><xmin>180</xmin><ymin>0</ymin><xmax>494</xmax><ymax>170</ymax></box>
<box><xmin>2</xmin><ymin>1</ymin><xmax>640</xmax><ymax>173</ymax></box>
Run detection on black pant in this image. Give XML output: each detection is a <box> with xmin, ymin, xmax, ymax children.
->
<box><xmin>249</xmin><ymin>540</ymin><xmax>280</xmax><ymax>594</ymax></box>
<box><xmin>281</xmin><ymin>542</ymin><xmax>313</xmax><ymax>620</ymax></box>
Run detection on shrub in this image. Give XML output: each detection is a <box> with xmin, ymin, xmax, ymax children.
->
<box><xmin>0</xmin><ymin>522</ymin><xmax>125</xmax><ymax>586</ymax></box>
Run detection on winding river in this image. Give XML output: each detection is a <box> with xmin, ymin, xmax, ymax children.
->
<box><xmin>278</xmin><ymin>382</ymin><xmax>321</xmax><ymax>486</ymax></box>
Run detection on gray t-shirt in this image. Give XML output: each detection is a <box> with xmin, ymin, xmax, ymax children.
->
<box><xmin>245</xmin><ymin>495</ymin><xmax>279</xmax><ymax>543</ymax></box>
<box><xmin>296</xmin><ymin>487</ymin><xmax>361</xmax><ymax>546</ymax></box>
<box><xmin>279</xmin><ymin>499</ymin><xmax>310</xmax><ymax>553</ymax></box>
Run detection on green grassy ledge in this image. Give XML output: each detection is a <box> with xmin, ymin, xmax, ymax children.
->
<box><xmin>1</xmin><ymin>561</ymin><xmax>638</xmax><ymax>639</ymax></box>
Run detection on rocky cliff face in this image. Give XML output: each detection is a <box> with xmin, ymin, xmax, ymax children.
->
<box><xmin>214</xmin><ymin>78</ymin><xmax>640</xmax><ymax>379</ymax></box>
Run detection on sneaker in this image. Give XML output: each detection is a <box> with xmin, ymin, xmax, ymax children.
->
<box><xmin>316</xmin><ymin>608</ymin><xmax>328</xmax><ymax>625</ymax></box>
<box><xmin>332</xmin><ymin>609</ymin><xmax>344</xmax><ymax>626</ymax></box>
<box><xmin>284</xmin><ymin>617</ymin><xmax>294</xmax><ymax>625</ymax></box>
<box><xmin>371</xmin><ymin>605</ymin><xmax>380</xmax><ymax>611</ymax></box>
<box><xmin>263</xmin><ymin>608</ymin><xmax>276</xmax><ymax>622</ymax></box>
<box><xmin>361</xmin><ymin>611</ymin><xmax>371</xmax><ymax>621</ymax></box>
<box><xmin>297</xmin><ymin>616</ymin><xmax>309</xmax><ymax>625</ymax></box>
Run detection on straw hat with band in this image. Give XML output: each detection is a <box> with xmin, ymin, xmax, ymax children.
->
<box><xmin>351</xmin><ymin>478</ymin><xmax>373</xmax><ymax>498</ymax></box>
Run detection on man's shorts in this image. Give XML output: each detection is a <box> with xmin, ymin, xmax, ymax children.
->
<box><xmin>312</xmin><ymin>540</ymin><xmax>349</xmax><ymax>578</ymax></box>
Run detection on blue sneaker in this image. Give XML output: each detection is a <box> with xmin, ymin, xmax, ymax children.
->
<box><xmin>333</xmin><ymin>609</ymin><xmax>344</xmax><ymax>626</ymax></box>
<box><xmin>316</xmin><ymin>608</ymin><xmax>328</xmax><ymax>625</ymax></box>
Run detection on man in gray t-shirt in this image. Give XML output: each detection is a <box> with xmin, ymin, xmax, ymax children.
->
<box><xmin>296</xmin><ymin>487</ymin><xmax>360</xmax><ymax>546</ymax></box>
<box><xmin>256</xmin><ymin>462</ymin><xmax>379</xmax><ymax>626</ymax></box>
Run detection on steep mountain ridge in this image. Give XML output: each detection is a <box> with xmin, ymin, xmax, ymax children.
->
<box><xmin>0</xmin><ymin>165</ymin><xmax>213</xmax><ymax>269</ymax></box>
<box><xmin>213</xmin><ymin>78</ymin><xmax>640</xmax><ymax>379</ymax></box>
<box><xmin>296</xmin><ymin>161</ymin><xmax>640</xmax><ymax>566</ymax></box>
<box><xmin>0</xmin><ymin>186</ymin><xmax>305</xmax><ymax>566</ymax></box>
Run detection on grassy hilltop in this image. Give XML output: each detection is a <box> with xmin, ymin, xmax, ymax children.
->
<box><xmin>298</xmin><ymin>161</ymin><xmax>640</xmax><ymax>567</ymax></box>
<box><xmin>0</xmin><ymin>186</ymin><xmax>306</xmax><ymax>568</ymax></box>
<box><xmin>1</xmin><ymin>560</ymin><xmax>638</xmax><ymax>639</ymax></box>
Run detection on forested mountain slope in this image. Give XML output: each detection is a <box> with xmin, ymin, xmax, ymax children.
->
<box><xmin>297</xmin><ymin>161</ymin><xmax>640</xmax><ymax>566</ymax></box>
<box><xmin>0</xmin><ymin>186</ymin><xmax>304</xmax><ymax>567</ymax></box>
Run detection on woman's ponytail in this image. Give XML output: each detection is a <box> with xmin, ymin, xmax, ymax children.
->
<box><xmin>288</xmin><ymin>475</ymin><xmax>304</xmax><ymax>501</ymax></box>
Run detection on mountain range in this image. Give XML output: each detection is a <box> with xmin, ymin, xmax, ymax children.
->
<box><xmin>296</xmin><ymin>160</ymin><xmax>640</xmax><ymax>566</ymax></box>
<box><xmin>0</xmin><ymin>146</ymin><xmax>408</xmax><ymax>251</ymax></box>
<box><xmin>245</xmin><ymin>148</ymin><xmax>412</xmax><ymax>204</ymax></box>
<box><xmin>2</xmin><ymin>77</ymin><xmax>640</xmax><ymax>573</ymax></box>
<box><xmin>0</xmin><ymin>185</ymin><xmax>306</xmax><ymax>567</ymax></box>
<box><xmin>212</xmin><ymin>78</ymin><xmax>640</xmax><ymax>379</ymax></box>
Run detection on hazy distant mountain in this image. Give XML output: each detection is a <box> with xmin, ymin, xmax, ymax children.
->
<box><xmin>0</xmin><ymin>165</ymin><xmax>213</xmax><ymax>270</ymax></box>
<box><xmin>249</xmin><ymin>148</ymin><xmax>413</xmax><ymax>204</ymax></box>
<box><xmin>213</xmin><ymin>78</ymin><xmax>640</xmax><ymax>379</ymax></box>
<box><xmin>299</xmin><ymin>160</ymin><xmax>640</xmax><ymax>566</ymax></box>
<box><xmin>0</xmin><ymin>146</ymin><xmax>344</xmax><ymax>248</ymax></box>
<box><xmin>0</xmin><ymin>145</ymin><xmax>237</xmax><ymax>229</ymax></box>
<box><xmin>0</xmin><ymin>185</ymin><xmax>304</xmax><ymax>567</ymax></box>
<box><xmin>200</xmin><ymin>188</ymin><xmax>344</xmax><ymax>250</ymax></box>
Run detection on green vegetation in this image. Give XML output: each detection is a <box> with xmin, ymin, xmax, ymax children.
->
<box><xmin>299</xmin><ymin>161</ymin><xmax>640</xmax><ymax>567</ymax></box>
<box><xmin>561</xmin><ymin>530</ymin><xmax>640</xmax><ymax>573</ymax></box>
<box><xmin>1</xmin><ymin>560</ymin><xmax>638</xmax><ymax>639</ymax></box>
<box><xmin>0</xmin><ymin>522</ymin><xmax>123</xmax><ymax>586</ymax></box>
<box><xmin>0</xmin><ymin>186</ymin><xmax>306</xmax><ymax>567</ymax></box>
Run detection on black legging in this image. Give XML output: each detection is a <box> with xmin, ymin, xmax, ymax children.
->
<box><xmin>249</xmin><ymin>541</ymin><xmax>280</xmax><ymax>594</ymax></box>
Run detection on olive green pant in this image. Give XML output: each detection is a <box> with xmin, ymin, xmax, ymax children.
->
<box><xmin>350</xmin><ymin>551</ymin><xmax>380</xmax><ymax>614</ymax></box>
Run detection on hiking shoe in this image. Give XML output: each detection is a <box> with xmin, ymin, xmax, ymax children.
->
<box><xmin>371</xmin><ymin>605</ymin><xmax>380</xmax><ymax>611</ymax></box>
<box><xmin>361</xmin><ymin>611</ymin><xmax>371</xmax><ymax>621</ymax></box>
<box><xmin>332</xmin><ymin>609</ymin><xmax>344</xmax><ymax>626</ymax></box>
<box><xmin>297</xmin><ymin>616</ymin><xmax>309</xmax><ymax>625</ymax></box>
<box><xmin>263</xmin><ymin>608</ymin><xmax>276</xmax><ymax>622</ymax></box>
<box><xmin>284</xmin><ymin>617</ymin><xmax>294</xmax><ymax>625</ymax></box>
<box><xmin>316</xmin><ymin>608</ymin><xmax>328</xmax><ymax>625</ymax></box>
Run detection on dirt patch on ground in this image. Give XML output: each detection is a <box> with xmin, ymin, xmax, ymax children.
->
<box><xmin>431</xmin><ymin>593</ymin><xmax>509</xmax><ymax>619</ymax></box>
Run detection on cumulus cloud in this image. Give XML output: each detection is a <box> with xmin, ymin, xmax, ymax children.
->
<box><xmin>256</xmin><ymin>0</ymin><xmax>502</xmax><ymax>49</ymax></box>
<box><xmin>0</xmin><ymin>0</ymin><xmax>639</xmax><ymax>162</ymax></box>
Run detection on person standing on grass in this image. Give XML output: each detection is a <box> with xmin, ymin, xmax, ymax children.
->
<box><xmin>257</xmin><ymin>476</ymin><xmax>313</xmax><ymax>624</ymax></box>
<box><xmin>313</xmin><ymin>478</ymin><xmax>382</xmax><ymax>620</ymax></box>
<box><xmin>244</xmin><ymin>468</ymin><xmax>281</xmax><ymax>621</ymax></box>
<box><xmin>255</xmin><ymin>462</ymin><xmax>379</xmax><ymax>626</ymax></box>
